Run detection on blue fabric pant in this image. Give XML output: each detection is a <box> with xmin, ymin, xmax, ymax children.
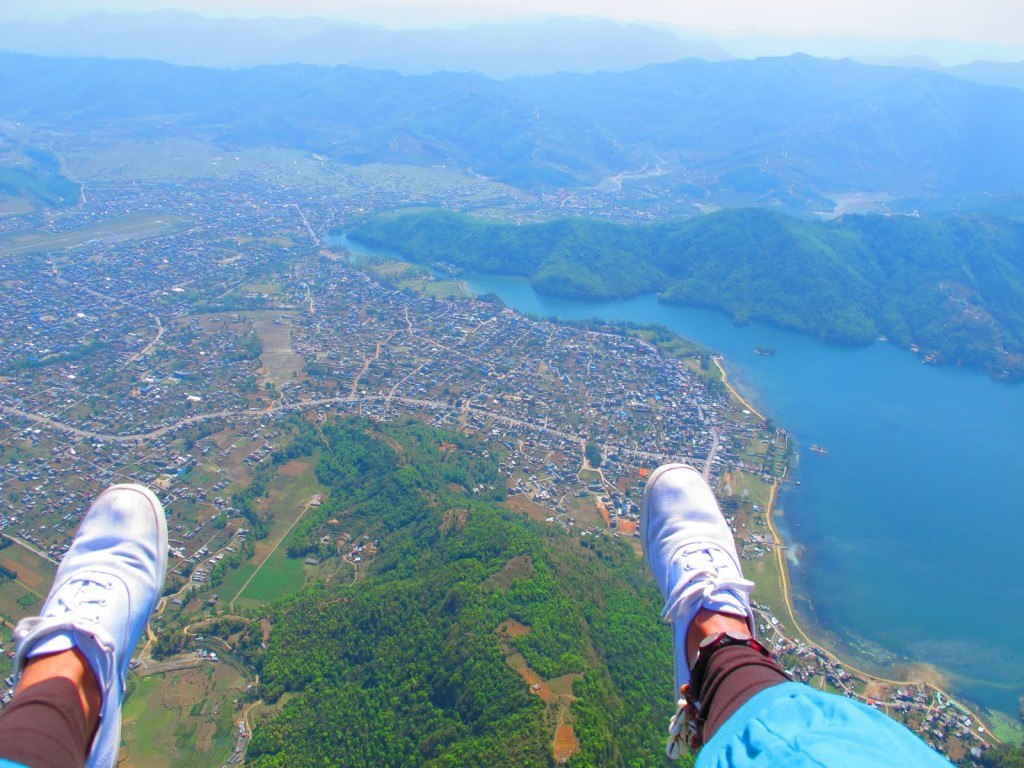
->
<box><xmin>697</xmin><ymin>682</ymin><xmax>952</xmax><ymax>767</ymax></box>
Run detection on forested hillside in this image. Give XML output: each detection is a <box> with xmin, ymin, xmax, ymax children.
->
<box><xmin>0</xmin><ymin>148</ymin><xmax>80</xmax><ymax>209</ymax></box>
<box><xmin>351</xmin><ymin>208</ymin><xmax>1024</xmax><ymax>378</ymax></box>
<box><xmin>245</xmin><ymin>418</ymin><xmax>677</xmax><ymax>767</ymax></box>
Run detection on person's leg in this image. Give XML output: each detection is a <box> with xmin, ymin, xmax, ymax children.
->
<box><xmin>0</xmin><ymin>484</ymin><xmax>167</xmax><ymax>768</ymax></box>
<box><xmin>640</xmin><ymin>463</ymin><xmax>788</xmax><ymax>755</ymax></box>
<box><xmin>685</xmin><ymin>609</ymin><xmax>789</xmax><ymax>744</ymax></box>
<box><xmin>0</xmin><ymin>648</ymin><xmax>99</xmax><ymax>768</ymax></box>
<box><xmin>641</xmin><ymin>464</ymin><xmax>952</xmax><ymax>767</ymax></box>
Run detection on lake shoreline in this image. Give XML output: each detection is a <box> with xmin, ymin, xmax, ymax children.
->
<box><xmin>716</xmin><ymin>358</ymin><xmax>1008</xmax><ymax>749</ymax></box>
<box><xmin>333</xmin><ymin>234</ymin><xmax>1024</xmax><ymax>731</ymax></box>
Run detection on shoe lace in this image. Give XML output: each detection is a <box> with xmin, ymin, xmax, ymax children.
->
<box><xmin>14</xmin><ymin>575</ymin><xmax>119</xmax><ymax>691</ymax></box>
<box><xmin>660</xmin><ymin>544</ymin><xmax>754</xmax><ymax>623</ymax></box>
<box><xmin>52</xmin><ymin>576</ymin><xmax>115</xmax><ymax>624</ymax></box>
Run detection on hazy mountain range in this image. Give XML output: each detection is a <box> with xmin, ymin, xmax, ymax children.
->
<box><xmin>3</xmin><ymin>50</ymin><xmax>1024</xmax><ymax>213</ymax></box>
<box><xmin>0</xmin><ymin>11</ymin><xmax>1022</xmax><ymax>88</ymax></box>
<box><xmin>0</xmin><ymin>12</ymin><xmax>728</xmax><ymax>77</ymax></box>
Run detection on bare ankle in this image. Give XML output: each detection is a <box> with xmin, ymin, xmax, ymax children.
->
<box><xmin>686</xmin><ymin>608</ymin><xmax>751</xmax><ymax>663</ymax></box>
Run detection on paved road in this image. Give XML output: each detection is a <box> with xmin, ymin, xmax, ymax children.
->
<box><xmin>2</xmin><ymin>395</ymin><xmax>696</xmax><ymax>467</ymax></box>
<box><xmin>703</xmin><ymin>427</ymin><xmax>721</xmax><ymax>480</ymax></box>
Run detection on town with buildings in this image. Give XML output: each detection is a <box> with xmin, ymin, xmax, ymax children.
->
<box><xmin>0</xmin><ymin>169</ymin><xmax>1002</xmax><ymax>763</ymax></box>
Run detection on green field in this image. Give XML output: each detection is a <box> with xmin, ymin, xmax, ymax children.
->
<box><xmin>0</xmin><ymin>196</ymin><xmax>34</xmax><ymax>216</ymax></box>
<box><xmin>720</xmin><ymin>469</ymin><xmax>773</xmax><ymax>507</ymax></box>
<box><xmin>215</xmin><ymin>561</ymin><xmax>258</xmax><ymax>604</ymax></box>
<box><xmin>120</xmin><ymin>663</ymin><xmax>245</xmax><ymax>768</ymax></box>
<box><xmin>0</xmin><ymin>579</ymin><xmax>39</xmax><ymax>626</ymax></box>
<box><xmin>398</xmin><ymin>277</ymin><xmax>469</xmax><ymax>299</ymax></box>
<box><xmin>233</xmin><ymin>548</ymin><xmax>308</xmax><ymax>608</ymax></box>
<box><xmin>0</xmin><ymin>578</ymin><xmax>47</xmax><ymax>680</ymax></box>
<box><xmin>228</xmin><ymin>456</ymin><xmax>327</xmax><ymax>607</ymax></box>
<box><xmin>748</xmin><ymin>534</ymin><xmax>790</xmax><ymax>623</ymax></box>
<box><xmin>245</xmin><ymin>312</ymin><xmax>306</xmax><ymax>387</ymax></box>
<box><xmin>0</xmin><ymin>211</ymin><xmax>191</xmax><ymax>256</ymax></box>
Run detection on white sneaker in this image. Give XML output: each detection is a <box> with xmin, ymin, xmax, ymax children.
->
<box><xmin>640</xmin><ymin>464</ymin><xmax>754</xmax><ymax>693</ymax></box>
<box><xmin>13</xmin><ymin>484</ymin><xmax>168</xmax><ymax>768</ymax></box>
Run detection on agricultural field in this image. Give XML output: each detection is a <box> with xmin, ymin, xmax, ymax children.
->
<box><xmin>334</xmin><ymin>162</ymin><xmax>526</xmax><ymax>204</ymax></box>
<box><xmin>0</xmin><ymin>196</ymin><xmax>34</xmax><ymax>216</ymax></box>
<box><xmin>225</xmin><ymin>457</ymin><xmax>327</xmax><ymax>608</ymax></box>
<box><xmin>120</xmin><ymin>661</ymin><xmax>248</xmax><ymax>768</ymax></box>
<box><xmin>0</xmin><ymin>211</ymin><xmax>192</xmax><ymax>256</ymax></box>
<box><xmin>230</xmin><ymin>545</ymin><xmax>308</xmax><ymax>606</ymax></box>
<box><xmin>244</xmin><ymin>311</ymin><xmax>306</xmax><ymax>387</ymax></box>
<box><xmin>62</xmin><ymin>140</ymin><xmax>333</xmax><ymax>187</ymax></box>
<box><xmin>0</xmin><ymin>541</ymin><xmax>57</xmax><ymax>601</ymax></box>
<box><xmin>0</xmin><ymin>543</ymin><xmax>58</xmax><ymax>681</ymax></box>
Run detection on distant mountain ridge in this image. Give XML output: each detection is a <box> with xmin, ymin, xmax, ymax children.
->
<box><xmin>946</xmin><ymin>60</ymin><xmax>1024</xmax><ymax>91</ymax></box>
<box><xmin>3</xmin><ymin>51</ymin><xmax>1024</xmax><ymax>210</ymax></box>
<box><xmin>0</xmin><ymin>12</ymin><xmax>727</xmax><ymax>76</ymax></box>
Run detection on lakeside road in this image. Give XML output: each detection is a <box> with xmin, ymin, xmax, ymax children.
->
<box><xmin>712</xmin><ymin>356</ymin><xmax>766</xmax><ymax>421</ymax></box>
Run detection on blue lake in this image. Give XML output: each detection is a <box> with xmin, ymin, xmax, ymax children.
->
<box><xmin>460</xmin><ymin>274</ymin><xmax>1024</xmax><ymax>718</ymax></box>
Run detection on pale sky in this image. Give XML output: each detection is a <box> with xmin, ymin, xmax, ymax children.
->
<box><xmin>2</xmin><ymin>0</ymin><xmax>1023</xmax><ymax>62</ymax></box>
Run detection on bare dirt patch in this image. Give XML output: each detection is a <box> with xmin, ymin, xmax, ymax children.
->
<box><xmin>616</xmin><ymin>518</ymin><xmax>638</xmax><ymax>537</ymax></box>
<box><xmin>278</xmin><ymin>458</ymin><xmax>311</xmax><ymax>478</ymax></box>
<box><xmin>439</xmin><ymin>508</ymin><xmax>469</xmax><ymax>535</ymax></box>
<box><xmin>507</xmin><ymin>493</ymin><xmax>553</xmax><ymax>524</ymax></box>
<box><xmin>553</xmin><ymin>723</ymin><xmax>580</xmax><ymax>764</ymax></box>
<box><xmin>496</xmin><ymin>618</ymin><xmax>532</xmax><ymax>640</ymax></box>
<box><xmin>863</xmin><ymin>679</ymin><xmax>889</xmax><ymax>701</ymax></box>
<box><xmin>505</xmin><ymin>652</ymin><xmax>554</xmax><ymax>702</ymax></box>
<box><xmin>895</xmin><ymin>662</ymin><xmax>951</xmax><ymax>690</ymax></box>
<box><xmin>495</xmin><ymin>618</ymin><xmax>581</xmax><ymax>762</ymax></box>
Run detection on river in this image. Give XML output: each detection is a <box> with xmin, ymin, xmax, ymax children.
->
<box><xmin>331</xmin><ymin>233</ymin><xmax>1024</xmax><ymax>718</ymax></box>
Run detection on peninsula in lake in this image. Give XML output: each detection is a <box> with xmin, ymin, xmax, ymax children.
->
<box><xmin>351</xmin><ymin>208</ymin><xmax>1024</xmax><ymax>380</ymax></box>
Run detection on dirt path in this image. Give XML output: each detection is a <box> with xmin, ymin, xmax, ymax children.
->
<box><xmin>495</xmin><ymin>620</ymin><xmax>581</xmax><ymax>763</ymax></box>
<box><xmin>712</xmin><ymin>356</ymin><xmax>766</xmax><ymax>421</ymax></box>
<box><xmin>349</xmin><ymin>333</ymin><xmax>396</xmax><ymax>397</ymax></box>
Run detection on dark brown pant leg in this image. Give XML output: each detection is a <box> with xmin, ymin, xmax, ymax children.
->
<box><xmin>695</xmin><ymin>644</ymin><xmax>790</xmax><ymax>744</ymax></box>
<box><xmin>0</xmin><ymin>678</ymin><xmax>89</xmax><ymax>768</ymax></box>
